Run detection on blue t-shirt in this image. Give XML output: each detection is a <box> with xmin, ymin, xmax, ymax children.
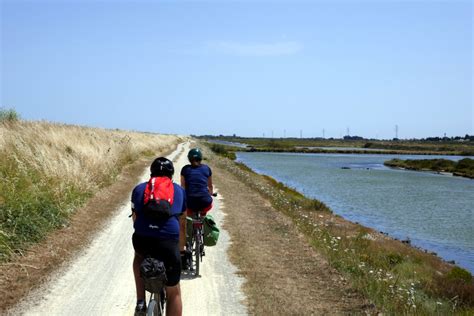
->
<box><xmin>180</xmin><ymin>164</ymin><xmax>212</xmax><ymax>197</ymax></box>
<box><xmin>131</xmin><ymin>182</ymin><xmax>186</xmax><ymax>240</ymax></box>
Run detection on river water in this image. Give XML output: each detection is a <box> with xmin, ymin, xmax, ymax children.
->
<box><xmin>236</xmin><ymin>152</ymin><xmax>474</xmax><ymax>273</ymax></box>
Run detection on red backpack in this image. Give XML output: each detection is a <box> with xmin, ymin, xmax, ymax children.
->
<box><xmin>143</xmin><ymin>177</ymin><xmax>174</xmax><ymax>221</ymax></box>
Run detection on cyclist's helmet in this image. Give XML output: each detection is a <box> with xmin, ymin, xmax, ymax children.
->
<box><xmin>150</xmin><ymin>157</ymin><xmax>174</xmax><ymax>178</ymax></box>
<box><xmin>187</xmin><ymin>148</ymin><xmax>203</xmax><ymax>162</ymax></box>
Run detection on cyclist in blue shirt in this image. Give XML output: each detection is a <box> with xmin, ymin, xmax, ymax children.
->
<box><xmin>180</xmin><ymin>148</ymin><xmax>214</xmax><ymax>213</ymax></box>
<box><xmin>179</xmin><ymin>148</ymin><xmax>214</xmax><ymax>262</ymax></box>
<box><xmin>131</xmin><ymin>157</ymin><xmax>186</xmax><ymax>316</ymax></box>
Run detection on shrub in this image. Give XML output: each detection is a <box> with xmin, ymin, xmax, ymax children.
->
<box><xmin>447</xmin><ymin>267</ymin><xmax>473</xmax><ymax>284</ymax></box>
<box><xmin>209</xmin><ymin>144</ymin><xmax>236</xmax><ymax>160</ymax></box>
<box><xmin>0</xmin><ymin>108</ymin><xmax>20</xmax><ymax>122</ymax></box>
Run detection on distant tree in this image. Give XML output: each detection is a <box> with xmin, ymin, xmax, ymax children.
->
<box><xmin>343</xmin><ymin>135</ymin><xmax>364</xmax><ymax>140</ymax></box>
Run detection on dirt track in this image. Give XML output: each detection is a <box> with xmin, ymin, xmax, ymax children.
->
<box><xmin>12</xmin><ymin>142</ymin><xmax>247</xmax><ymax>315</ymax></box>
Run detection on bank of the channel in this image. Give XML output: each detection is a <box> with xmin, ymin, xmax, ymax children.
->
<box><xmin>236</xmin><ymin>151</ymin><xmax>474</xmax><ymax>273</ymax></box>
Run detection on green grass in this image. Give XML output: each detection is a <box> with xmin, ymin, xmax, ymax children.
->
<box><xmin>1</xmin><ymin>151</ymin><xmax>95</xmax><ymax>261</ymax></box>
<box><xmin>385</xmin><ymin>158</ymin><xmax>474</xmax><ymax>178</ymax></box>
<box><xmin>205</xmin><ymin>144</ymin><xmax>474</xmax><ymax>314</ymax></box>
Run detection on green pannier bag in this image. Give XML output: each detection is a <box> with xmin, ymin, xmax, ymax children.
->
<box><xmin>203</xmin><ymin>214</ymin><xmax>220</xmax><ymax>247</ymax></box>
<box><xmin>186</xmin><ymin>216</ymin><xmax>193</xmax><ymax>244</ymax></box>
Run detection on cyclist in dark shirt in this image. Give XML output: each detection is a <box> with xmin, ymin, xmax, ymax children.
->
<box><xmin>131</xmin><ymin>157</ymin><xmax>186</xmax><ymax>316</ymax></box>
<box><xmin>179</xmin><ymin>148</ymin><xmax>214</xmax><ymax>263</ymax></box>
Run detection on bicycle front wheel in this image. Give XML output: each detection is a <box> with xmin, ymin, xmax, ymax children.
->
<box><xmin>147</xmin><ymin>299</ymin><xmax>161</xmax><ymax>316</ymax></box>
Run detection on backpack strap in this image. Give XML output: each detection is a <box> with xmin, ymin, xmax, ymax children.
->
<box><xmin>150</xmin><ymin>177</ymin><xmax>155</xmax><ymax>200</ymax></box>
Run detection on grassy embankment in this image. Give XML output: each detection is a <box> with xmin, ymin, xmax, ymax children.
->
<box><xmin>209</xmin><ymin>143</ymin><xmax>474</xmax><ymax>314</ymax></box>
<box><xmin>385</xmin><ymin>158</ymin><xmax>474</xmax><ymax>179</ymax></box>
<box><xmin>0</xmin><ymin>111</ymin><xmax>179</xmax><ymax>262</ymax></box>
<box><xmin>204</xmin><ymin>136</ymin><xmax>474</xmax><ymax>156</ymax></box>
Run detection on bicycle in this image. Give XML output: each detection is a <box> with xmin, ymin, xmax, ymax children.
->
<box><xmin>139</xmin><ymin>257</ymin><xmax>167</xmax><ymax>316</ymax></box>
<box><xmin>184</xmin><ymin>193</ymin><xmax>217</xmax><ymax>277</ymax></box>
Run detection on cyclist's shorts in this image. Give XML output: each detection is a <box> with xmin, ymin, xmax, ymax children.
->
<box><xmin>186</xmin><ymin>195</ymin><xmax>212</xmax><ymax>216</ymax></box>
<box><xmin>132</xmin><ymin>233</ymin><xmax>181</xmax><ymax>286</ymax></box>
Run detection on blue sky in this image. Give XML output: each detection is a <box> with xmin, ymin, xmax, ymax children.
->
<box><xmin>1</xmin><ymin>0</ymin><xmax>472</xmax><ymax>139</ymax></box>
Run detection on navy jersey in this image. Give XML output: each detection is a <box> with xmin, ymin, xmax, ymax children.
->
<box><xmin>132</xmin><ymin>182</ymin><xmax>186</xmax><ymax>240</ymax></box>
<box><xmin>180</xmin><ymin>164</ymin><xmax>212</xmax><ymax>197</ymax></box>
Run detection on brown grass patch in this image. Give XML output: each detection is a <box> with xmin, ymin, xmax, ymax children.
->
<box><xmin>209</xmin><ymin>158</ymin><xmax>371</xmax><ymax>314</ymax></box>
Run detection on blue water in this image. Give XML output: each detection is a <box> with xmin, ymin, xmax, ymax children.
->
<box><xmin>237</xmin><ymin>152</ymin><xmax>474</xmax><ymax>272</ymax></box>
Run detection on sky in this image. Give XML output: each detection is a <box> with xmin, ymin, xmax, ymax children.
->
<box><xmin>1</xmin><ymin>0</ymin><xmax>472</xmax><ymax>139</ymax></box>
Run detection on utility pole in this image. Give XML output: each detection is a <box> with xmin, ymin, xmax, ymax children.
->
<box><xmin>300</xmin><ymin>130</ymin><xmax>303</xmax><ymax>139</ymax></box>
<box><xmin>323</xmin><ymin>128</ymin><xmax>325</xmax><ymax>139</ymax></box>
<box><xmin>346</xmin><ymin>127</ymin><xmax>350</xmax><ymax>136</ymax></box>
<box><xmin>284</xmin><ymin>129</ymin><xmax>286</xmax><ymax>138</ymax></box>
<box><xmin>395</xmin><ymin>125</ymin><xmax>399</xmax><ymax>139</ymax></box>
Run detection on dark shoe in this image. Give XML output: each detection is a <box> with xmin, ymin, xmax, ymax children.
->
<box><xmin>134</xmin><ymin>301</ymin><xmax>146</xmax><ymax>316</ymax></box>
<box><xmin>181</xmin><ymin>252</ymin><xmax>190</xmax><ymax>270</ymax></box>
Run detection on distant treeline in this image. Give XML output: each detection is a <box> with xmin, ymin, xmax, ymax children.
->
<box><xmin>197</xmin><ymin>134</ymin><xmax>474</xmax><ymax>142</ymax></box>
<box><xmin>200</xmin><ymin>135</ymin><xmax>474</xmax><ymax>156</ymax></box>
<box><xmin>384</xmin><ymin>158</ymin><xmax>474</xmax><ymax>179</ymax></box>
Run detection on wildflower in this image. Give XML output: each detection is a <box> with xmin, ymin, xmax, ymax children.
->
<box><xmin>369</xmin><ymin>270</ymin><xmax>374</xmax><ymax>274</ymax></box>
<box><xmin>436</xmin><ymin>302</ymin><xmax>442</xmax><ymax>305</ymax></box>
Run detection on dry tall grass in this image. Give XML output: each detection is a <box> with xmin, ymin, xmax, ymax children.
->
<box><xmin>0</xmin><ymin>119</ymin><xmax>181</xmax><ymax>261</ymax></box>
<box><xmin>0</xmin><ymin>120</ymin><xmax>179</xmax><ymax>190</ymax></box>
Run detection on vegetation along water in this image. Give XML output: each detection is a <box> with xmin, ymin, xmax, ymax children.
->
<box><xmin>236</xmin><ymin>152</ymin><xmax>474</xmax><ymax>273</ymax></box>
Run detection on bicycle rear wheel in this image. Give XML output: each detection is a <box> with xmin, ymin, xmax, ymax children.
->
<box><xmin>194</xmin><ymin>232</ymin><xmax>201</xmax><ymax>276</ymax></box>
<box><xmin>147</xmin><ymin>298</ymin><xmax>161</xmax><ymax>316</ymax></box>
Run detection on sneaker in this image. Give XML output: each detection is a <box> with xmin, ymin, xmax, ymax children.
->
<box><xmin>134</xmin><ymin>301</ymin><xmax>146</xmax><ymax>316</ymax></box>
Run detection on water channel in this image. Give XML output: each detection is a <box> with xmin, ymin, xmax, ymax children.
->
<box><xmin>236</xmin><ymin>152</ymin><xmax>474</xmax><ymax>272</ymax></box>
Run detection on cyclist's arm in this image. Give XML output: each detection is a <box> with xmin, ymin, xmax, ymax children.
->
<box><xmin>180</xmin><ymin>175</ymin><xmax>186</xmax><ymax>189</ymax></box>
<box><xmin>208</xmin><ymin>176</ymin><xmax>214</xmax><ymax>195</ymax></box>
<box><xmin>131</xmin><ymin>206</ymin><xmax>137</xmax><ymax>222</ymax></box>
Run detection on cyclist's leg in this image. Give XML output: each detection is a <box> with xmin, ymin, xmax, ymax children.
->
<box><xmin>159</xmin><ymin>239</ymin><xmax>182</xmax><ymax>315</ymax></box>
<box><xmin>133</xmin><ymin>252</ymin><xmax>146</xmax><ymax>301</ymax></box>
<box><xmin>165</xmin><ymin>284</ymin><xmax>182</xmax><ymax>316</ymax></box>
<box><xmin>132</xmin><ymin>234</ymin><xmax>149</xmax><ymax>302</ymax></box>
<box><xmin>179</xmin><ymin>213</ymin><xmax>186</xmax><ymax>253</ymax></box>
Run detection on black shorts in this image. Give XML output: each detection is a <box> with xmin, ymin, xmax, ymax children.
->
<box><xmin>132</xmin><ymin>233</ymin><xmax>181</xmax><ymax>286</ymax></box>
<box><xmin>187</xmin><ymin>195</ymin><xmax>213</xmax><ymax>211</ymax></box>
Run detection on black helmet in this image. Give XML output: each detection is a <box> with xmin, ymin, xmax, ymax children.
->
<box><xmin>150</xmin><ymin>157</ymin><xmax>174</xmax><ymax>178</ymax></box>
<box><xmin>187</xmin><ymin>148</ymin><xmax>203</xmax><ymax>162</ymax></box>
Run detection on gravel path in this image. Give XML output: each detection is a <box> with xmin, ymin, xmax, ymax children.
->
<box><xmin>13</xmin><ymin>142</ymin><xmax>247</xmax><ymax>316</ymax></box>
